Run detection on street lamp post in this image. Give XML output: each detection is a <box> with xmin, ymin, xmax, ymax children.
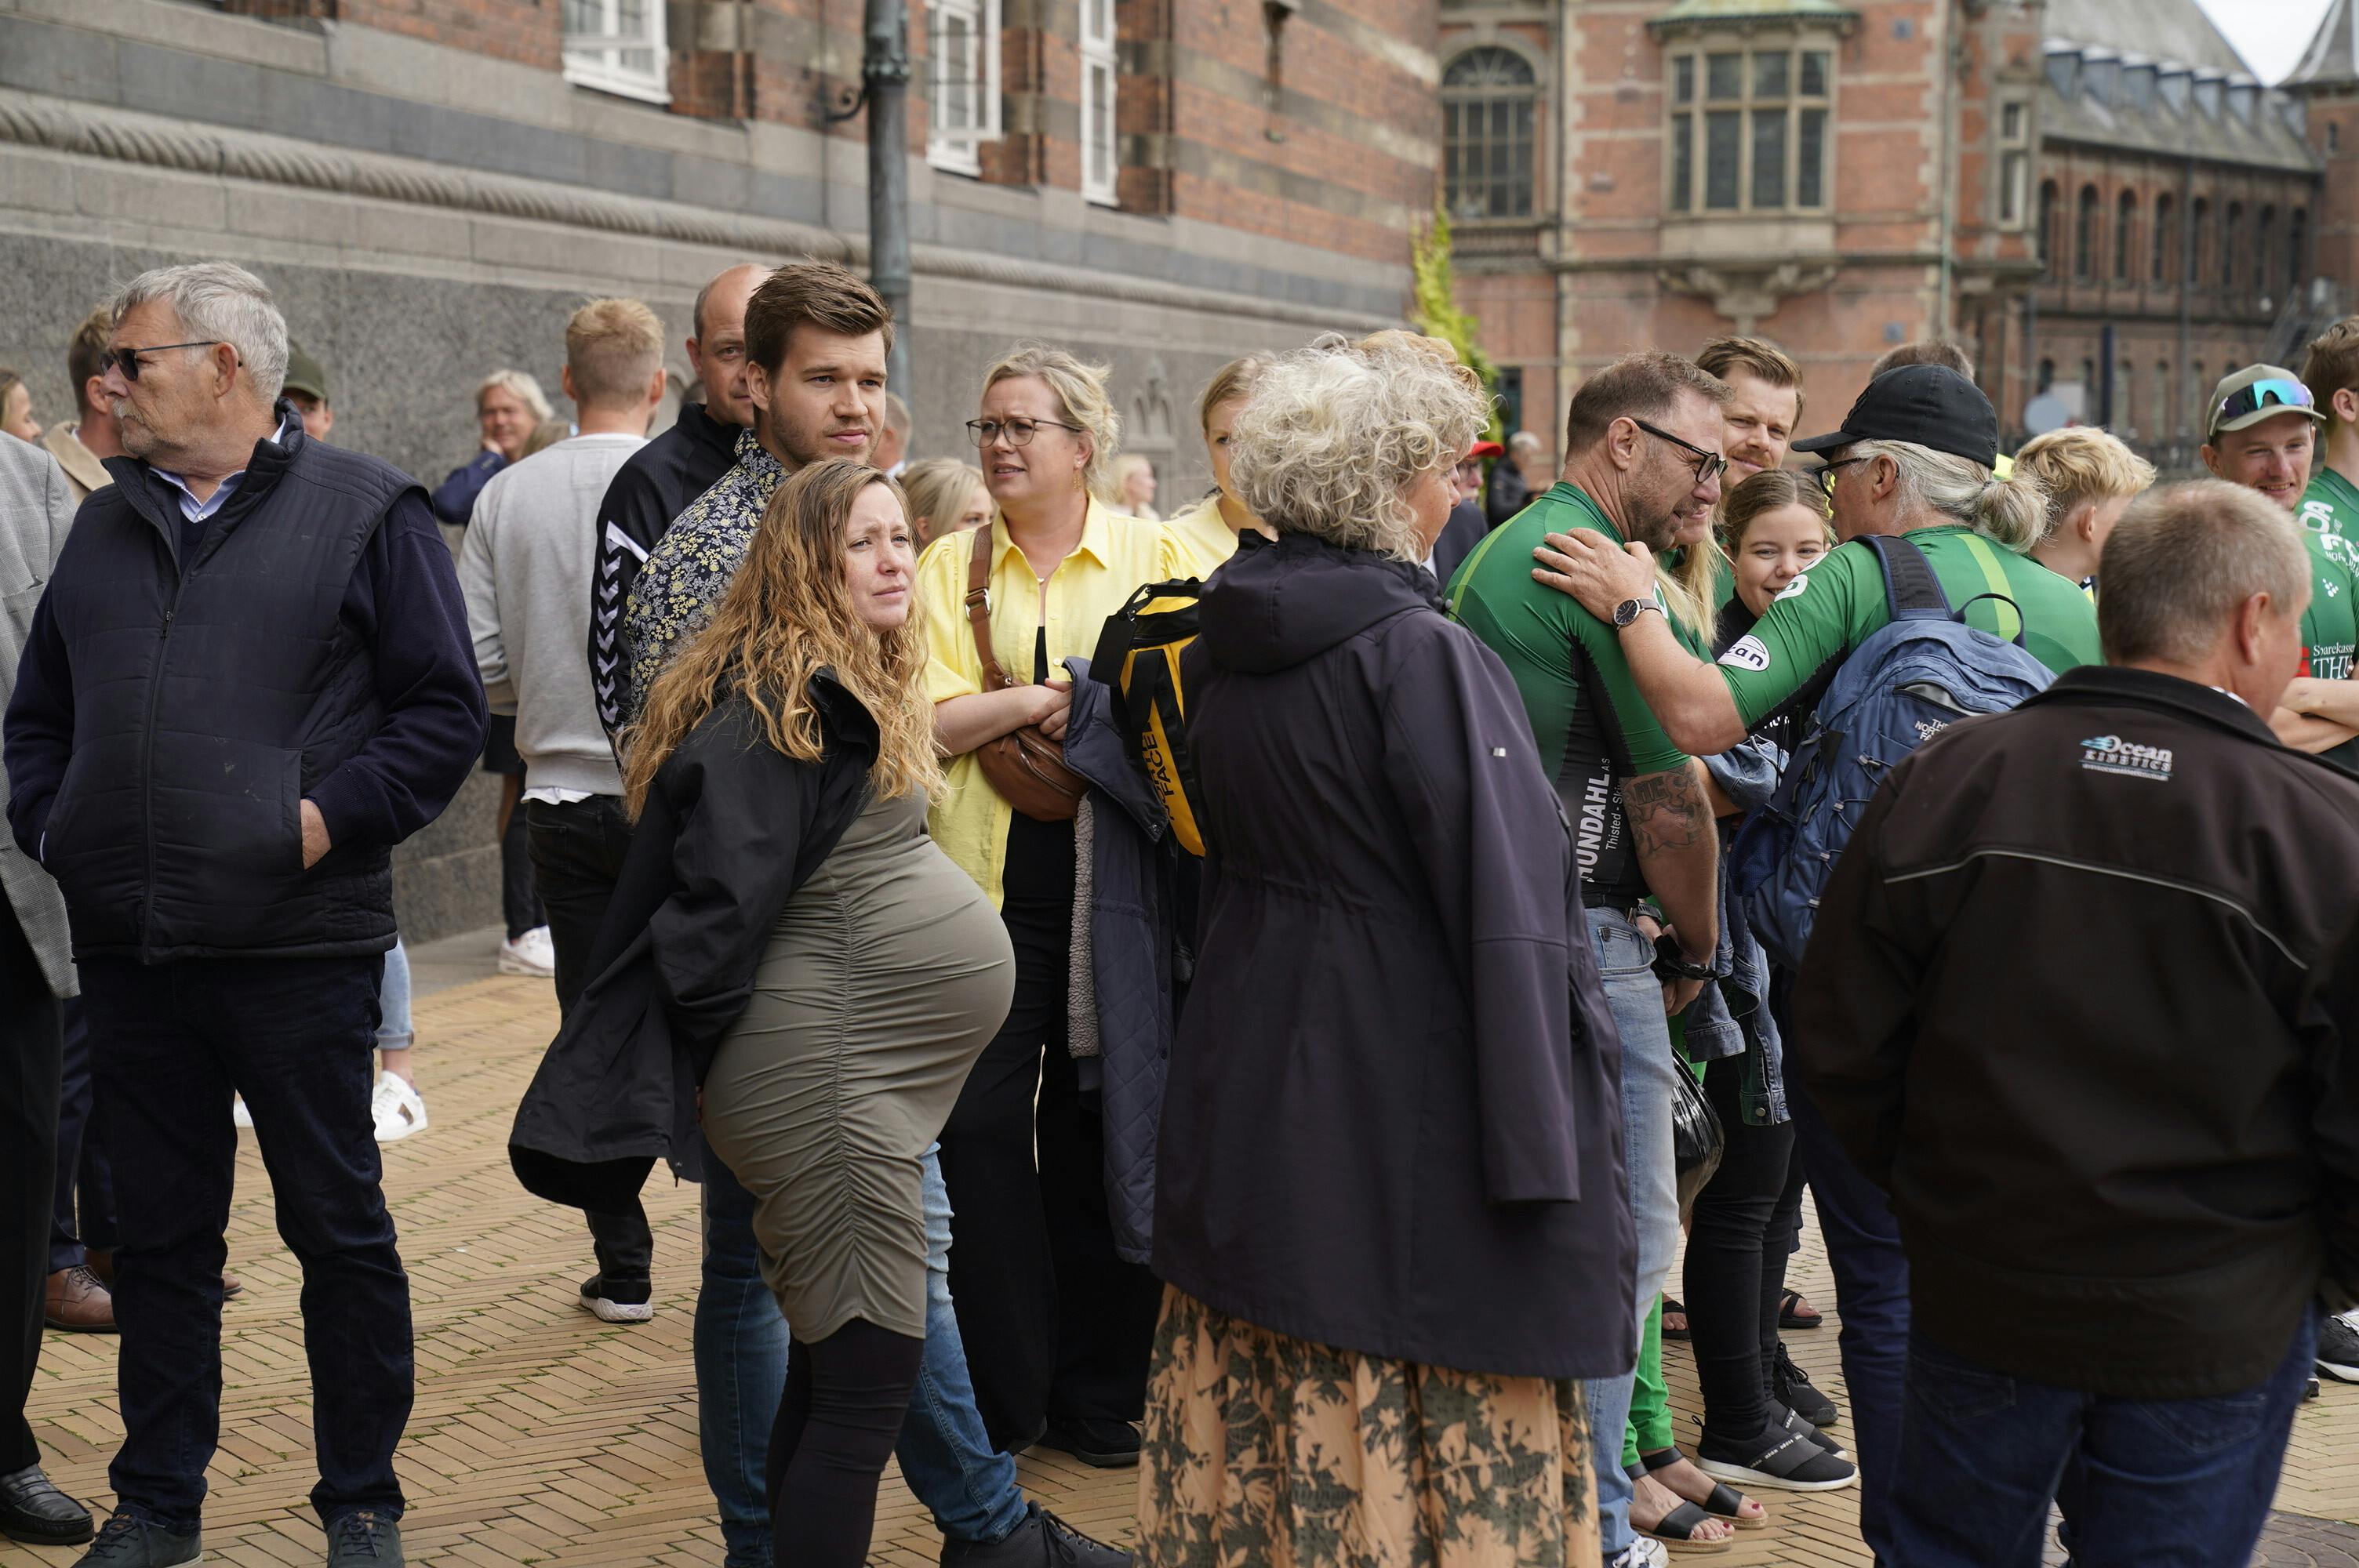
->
<box><xmin>864</xmin><ymin>0</ymin><xmax>913</xmax><ymax>397</ymax></box>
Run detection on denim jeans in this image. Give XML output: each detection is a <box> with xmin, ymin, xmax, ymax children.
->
<box><xmin>377</xmin><ymin>938</ymin><xmax>413</xmax><ymax>1052</ymax></box>
<box><xmin>699</xmin><ymin>1139</ymin><xmax>1026</xmax><ymax>1566</ymax></box>
<box><xmin>1783</xmin><ymin>1030</ymin><xmax>1908</xmax><ymax>1557</ymax></box>
<box><xmin>1581</xmin><ymin>907</ymin><xmax>1684</xmax><ymax>1560</ymax></box>
<box><xmin>1888</xmin><ymin>1312</ymin><xmax>2317</xmax><ymax>1568</ymax></box>
<box><xmin>81</xmin><ymin>955</ymin><xmax>411</xmax><ymax>1531</ymax></box>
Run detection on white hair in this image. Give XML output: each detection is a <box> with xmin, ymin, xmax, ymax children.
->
<box><xmin>1229</xmin><ymin>336</ymin><xmax>1489</xmax><ymax>561</ymax></box>
<box><xmin>110</xmin><ymin>262</ymin><xmax>290</xmax><ymax>406</ymax></box>
<box><xmin>476</xmin><ymin>368</ymin><xmax>555</xmax><ymax>423</ymax></box>
<box><xmin>1508</xmin><ymin>430</ymin><xmax>1543</xmax><ymax>456</ymax></box>
<box><xmin>1851</xmin><ymin>437</ymin><xmax>2048</xmax><ymax>553</ymax></box>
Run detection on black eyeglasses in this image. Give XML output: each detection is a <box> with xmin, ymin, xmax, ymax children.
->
<box><xmin>1631</xmin><ymin>418</ymin><xmax>1727</xmax><ymax>485</ymax></box>
<box><xmin>102</xmin><ymin>341</ymin><xmax>227</xmax><ymax>383</ymax></box>
<box><xmin>966</xmin><ymin>417</ymin><xmax>1083</xmax><ymax>448</ymax></box>
<box><xmin>1816</xmin><ymin>456</ymin><xmax>1872</xmax><ymax>495</ymax></box>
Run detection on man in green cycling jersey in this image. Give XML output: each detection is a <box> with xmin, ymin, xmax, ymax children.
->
<box><xmin>1528</xmin><ymin>365</ymin><xmax>2098</xmax><ymax>757</ymax></box>
<box><xmin>2197</xmin><ymin>363</ymin><xmax>2359</xmax><ymax>768</ymax></box>
<box><xmin>2300</xmin><ymin>321</ymin><xmax>2359</xmax><ymax>544</ymax></box>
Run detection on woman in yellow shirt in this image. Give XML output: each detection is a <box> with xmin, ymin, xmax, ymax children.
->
<box><xmin>916</xmin><ymin>345</ymin><xmax>1195</xmax><ymax>1468</ymax></box>
<box><xmin>1164</xmin><ymin>356</ymin><xmax>1275</xmax><ymax>572</ymax></box>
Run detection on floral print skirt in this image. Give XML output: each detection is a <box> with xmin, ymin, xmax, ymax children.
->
<box><xmin>1135</xmin><ymin>1286</ymin><xmax>1599</xmax><ymax>1568</ymax></box>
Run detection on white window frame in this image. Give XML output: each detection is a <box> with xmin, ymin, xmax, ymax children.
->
<box><xmin>1662</xmin><ymin>36</ymin><xmax>1837</xmax><ymax>218</ymax></box>
<box><xmin>562</xmin><ymin>0</ymin><xmax>670</xmax><ymax>106</ymax></box>
<box><xmin>1079</xmin><ymin>0</ymin><xmax>1119</xmax><ymax>206</ymax></box>
<box><xmin>929</xmin><ymin>0</ymin><xmax>1002</xmax><ymax>176</ymax></box>
<box><xmin>1996</xmin><ymin>96</ymin><xmax>2031</xmax><ymax>230</ymax></box>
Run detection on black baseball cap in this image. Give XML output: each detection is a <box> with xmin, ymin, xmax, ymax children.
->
<box><xmin>1791</xmin><ymin>364</ymin><xmax>2000</xmax><ymax>470</ymax></box>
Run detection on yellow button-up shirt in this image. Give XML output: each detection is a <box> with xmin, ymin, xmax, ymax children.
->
<box><xmin>918</xmin><ymin>497</ymin><xmax>1195</xmax><ymax>904</ymax></box>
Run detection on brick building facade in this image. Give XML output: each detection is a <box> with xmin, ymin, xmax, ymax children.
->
<box><xmin>0</xmin><ymin>0</ymin><xmax>1437</xmax><ymax>936</ymax></box>
<box><xmin>1441</xmin><ymin>0</ymin><xmax>2342</xmax><ymax>475</ymax></box>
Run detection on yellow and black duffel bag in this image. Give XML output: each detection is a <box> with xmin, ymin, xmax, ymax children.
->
<box><xmin>1089</xmin><ymin>578</ymin><xmax>1209</xmax><ymax>856</ymax></box>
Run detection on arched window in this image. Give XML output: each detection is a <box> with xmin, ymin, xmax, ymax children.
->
<box><xmin>2223</xmin><ymin>201</ymin><xmax>2243</xmax><ymax>289</ymax></box>
<box><xmin>2076</xmin><ymin>184</ymin><xmax>2100</xmax><ymax>280</ymax></box>
<box><xmin>2152</xmin><ymin>193</ymin><xmax>2175</xmax><ymax>283</ymax></box>
<box><xmin>2114</xmin><ymin>190</ymin><xmax>2137</xmax><ymax>281</ymax></box>
<box><xmin>2191</xmin><ymin>197</ymin><xmax>2211</xmax><ymax>282</ymax></box>
<box><xmin>2291</xmin><ymin>207</ymin><xmax>2310</xmax><ymax>293</ymax></box>
<box><xmin>2156</xmin><ymin>360</ymin><xmax>2174</xmax><ymax>435</ymax></box>
<box><xmin>2258</xmin><ymin>205</ymin><xmax>2277</xmax><ymax>299</ymax></box>
<box><xmin>2037</xmin><ymin>180</ymin><xmax>2060</xmax><ymax>277</ymax></box>
<box><xmin>1443</xmin><ymin>47</ymin><xmax>1538</xmax><ymax>221</ymax></box>
<box><xmin>2037</xmin><ymin>358</ymin><xmax>2056</xmax><ymax>393</ymax></box>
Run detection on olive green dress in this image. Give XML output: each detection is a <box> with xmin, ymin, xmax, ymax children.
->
<box><xmin>701</xmin><ymin>787</ymin><xmax>1015</xmax><ymax>1341</ymax></box>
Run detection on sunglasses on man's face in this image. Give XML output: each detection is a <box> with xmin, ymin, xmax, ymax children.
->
<box><xmin>2215</xmin><ymin>377</ymin><xmax>2314</xmax><ymax>430</ymax></box>
<box><xmin>101</xmin><ymin>340</ymin><xmax>227</xmax><ymax>383</ymax></box>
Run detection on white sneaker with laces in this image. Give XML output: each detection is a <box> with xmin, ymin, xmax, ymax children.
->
<box><xmin>498</xmin><ymin>924</ymin><xmax>556</xmax><ymax>978</ymax></box>
<box><xmin>371</xmin><ymin>1074</ymin><xmax>430</xmax><ymax>1143</ymax></box>
<box><xmin>232</xmin><ymin>1094</ymin><xmax>253</xmax><ymax>1129</ymax></box>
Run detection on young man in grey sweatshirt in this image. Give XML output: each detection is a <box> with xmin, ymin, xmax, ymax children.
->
<box><xmin>459</xmin><ymin>296</ymin><xmax>668</xmax><ymax>1322</ymax></box>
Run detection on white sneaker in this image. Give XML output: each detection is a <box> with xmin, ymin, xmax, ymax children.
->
<box><xmin>371</xmin><ymin>1074</ymin><xmax>430</xmax><ymax>1143</ymax></box>
<box><xmin>497</xmin><ymin>924</ymin><xmax>556</xmax><ymax>977</ymax></box>
<box><xmin>231</xmin><ymin>1094</ymin><xmax>253</xmax><ymax>1129</ymax></box>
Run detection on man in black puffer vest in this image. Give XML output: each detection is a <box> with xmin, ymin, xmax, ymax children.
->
<box><xmin>2</xmin><ymin>263</ymin><xmax>485</xmax><ymax>1568</ymax></box>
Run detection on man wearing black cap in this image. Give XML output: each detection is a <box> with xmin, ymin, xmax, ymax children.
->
<box><xmin>1532</xmin><ymin>365</ymin><xmax>2099</xmax><ymax>758</ymax></box>
<box><xmin>1528</xmin><ymin>363</ymin><xmax>2099</xmax><ymax>1558</ymax></box>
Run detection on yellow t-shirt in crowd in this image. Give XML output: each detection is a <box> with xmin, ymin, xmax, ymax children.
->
<box><xmin>916</xmin><ymin>498</ymin><xmax>1197</xmax><ymax>905</ymax></box>
<box><xmin>1165</xmin><ymin>494</ymin><xmax>1244</xmax><ymax>577</ymax></box>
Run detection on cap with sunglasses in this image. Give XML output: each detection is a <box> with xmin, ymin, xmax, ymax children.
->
<box><xmin>2204</xmin><ymin>365</ymin><xmax>2323</xmax><ymax>441</ymax></box>
<box><xmin>1791</xmin><ymin>364</ymin><xmax>2000</xmax><ymax>470</ymax></box>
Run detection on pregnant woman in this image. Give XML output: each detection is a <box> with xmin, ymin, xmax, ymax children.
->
<box><xmin>620</xmin><ymin>458</ymin><xmax>1016</xmax><ymax>1565</ymax></box>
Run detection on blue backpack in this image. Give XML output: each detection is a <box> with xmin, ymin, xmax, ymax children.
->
<box><xmin>1731</xmin><ymin>533</ymin><xmax>2054</xmax><ymax>969</ymax></box>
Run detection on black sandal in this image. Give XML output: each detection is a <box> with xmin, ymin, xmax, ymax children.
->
<box><xmin>1623</xmin><ymin>1465</ymin><xmax>1734</xmax><ymax>1555</ymax></box>
<box><xmin>1661</xmin><ymin>1295</ymin><xmax>1692</xmax><ymax>1342</ymax></box>
<box><xmin>1638</xmin><ymin>1447</ymin><xmax>1766</xmax><ymax>1531</ymax></box>
<box><xmin>1779</xmin><ymin>1288</ymin><xmax>1823</xmax><ymax>1330</ymax></box>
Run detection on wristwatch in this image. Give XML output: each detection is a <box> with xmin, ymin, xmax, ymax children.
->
<box><xmin>1651</xmin><ymin>932</ymin><xmax>1715</xmax><ymax>983</ymax></box>
<box><xmin>1612</xmin><ymin>597</ymin><xmax>1665</xmax><ymax>630</ymax></box>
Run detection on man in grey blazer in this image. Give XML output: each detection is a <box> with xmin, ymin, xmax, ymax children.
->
<box><xmin>0</xmin><ymin>435</ymin><xmax>91</xmax><ymax>1547</ymax></box>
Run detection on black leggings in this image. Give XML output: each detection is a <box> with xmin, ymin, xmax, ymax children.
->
<box><xmin>766</xmin><ymin>1316</ymin><xmax>924</xmax><ymax>1566</ymax></box>
<box><xmin>1681</xmin><ymin>1054</ymin><xmax>1798</xmax><ymax>1443</ymax></box>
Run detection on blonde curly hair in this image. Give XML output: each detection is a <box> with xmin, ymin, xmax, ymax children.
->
<box><xmin>1228</xmin><ymin>335</ymin><xmax>1488</xmax><ymax>561</ymax></box>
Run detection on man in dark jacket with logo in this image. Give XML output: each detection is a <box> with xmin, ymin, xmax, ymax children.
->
<box><xmin>1796</xmin><ymin>479</ymin><xmax>2359</xmax><ymax>1565</ymax></box>
<box><xmin>3</xmin><ymin>263</ymin><xmax>485</xmax><ymax>1568</ymax></box>
<box><xmin>587</xmin><ymin>261</ymin><xmax>763</xmax><ymax>739</ymax></box>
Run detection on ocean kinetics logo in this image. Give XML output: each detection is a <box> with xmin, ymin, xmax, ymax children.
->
<box><xmin>2079</xmin><ymin>733</ymin><xmax>2173</xmax><ymax>782</ymax></box>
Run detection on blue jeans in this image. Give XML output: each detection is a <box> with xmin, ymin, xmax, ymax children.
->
<box><xmin>377</xmin><ymin>938</ymin><xmax>413</xmax><ymax>1052</ymax></box>
<box><xmin>1888</xmin><ymin>1312</ymin><xmax>2317</xmax><ymax>1568</ymax></box>
<box><xmin>698</xmin><ymin>1139</ymin><xmax>1026</xmax><ymax>1566</ymax></box>
<box><xmin>1581</xmin><ymin>908</ymin><xmax>1685</xmax><ymax>1560</ymax></box>
<box><xmin>1782</xmin><ymin>1029</ymin><xmax>1908</xmax><ymax>1558</ymax></box>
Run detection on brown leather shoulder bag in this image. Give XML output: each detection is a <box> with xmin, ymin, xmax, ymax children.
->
<box><xmin>965</xmin><ymin>524</ymin><xmax>1088</xmax><ymax>822</ymax></box>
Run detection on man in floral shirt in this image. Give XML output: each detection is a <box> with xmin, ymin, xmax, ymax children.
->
<box><xmin>616</xmin><ymin>260</ymin><xmax>891</xmax><ymax>725</ymax></box>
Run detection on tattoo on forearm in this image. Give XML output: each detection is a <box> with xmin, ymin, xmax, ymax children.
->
<box><xmin>1623</xmin><ymin>767</ymin><xmax>1711</xmax><ymax>857</ymax></box>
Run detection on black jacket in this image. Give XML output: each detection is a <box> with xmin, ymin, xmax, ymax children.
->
<box><xmin>1797</xmin><ymin>666</ymin><xmax>2359</xmax><ymax>1397</ymax></box>
<box><xmin>509</xmin><ymin>677</ymin><xmax>877</xmax><ymax>1210</ymax></box>
<box><xmin>1485</xmin><ymin>459</ymin><xmax>1532</xmax><ymax>527</ymax></box>
<box><xmin>1154</xmin><ymin>532</ymin><xmax>1636</xmax><ymax>1380</ymax></box>
<box><xmin>590</xmin><ymin>402</ymin><xmax>746</xmax><ymax>736</ymax></box>
<box><xmin>3</xmin><ymin>415</ymin><xmax>484</xmax><ymax>960</ymax></box>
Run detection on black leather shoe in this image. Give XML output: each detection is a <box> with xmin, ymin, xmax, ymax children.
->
<box><xmin>0</xmin><ymin>1465</ymin><xmax>94</xmax><ymax>1545</ymax></box>
<box><xmin>1036</xmin><ymin>1417</ymin><xmax>1141</xmax><ymax>1468</ymax></box>
<box><xmin>325</xmin><ymin>1507</ymin><xmax>404</xmax><ymax>1565</ymax></box>
<box><xmin>73</xmin><ymin>1513</ymin><xmax>199</xmax><ymax>1565</ymax></box>
<box><xmin>940</xmin><ymin>1501</ymin><xmax>1130</xmax><ymax>1566</ymax></box>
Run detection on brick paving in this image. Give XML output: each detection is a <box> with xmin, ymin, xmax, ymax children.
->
<box><xmin>5</xmin><ymin>969</ymin><xmax>2357</xmax><ymax>1566</ymax></box>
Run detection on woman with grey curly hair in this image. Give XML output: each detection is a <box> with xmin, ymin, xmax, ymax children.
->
<box><xmin>1137</xmin><ymin>334</ymin><xmax>1635</xmax><ymax>1566</ymax></box>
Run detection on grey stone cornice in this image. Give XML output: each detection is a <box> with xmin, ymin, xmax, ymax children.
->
<box><xmin>0</xmin><ymin>89</ymin><xmax>1398</xmax><ymax>333</ymax></box>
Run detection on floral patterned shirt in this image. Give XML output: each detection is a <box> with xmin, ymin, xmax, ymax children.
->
<box><xmin>618</xmin><ymin>427</ymin><xmax>784</xmax><ymax>724</ymax></box>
